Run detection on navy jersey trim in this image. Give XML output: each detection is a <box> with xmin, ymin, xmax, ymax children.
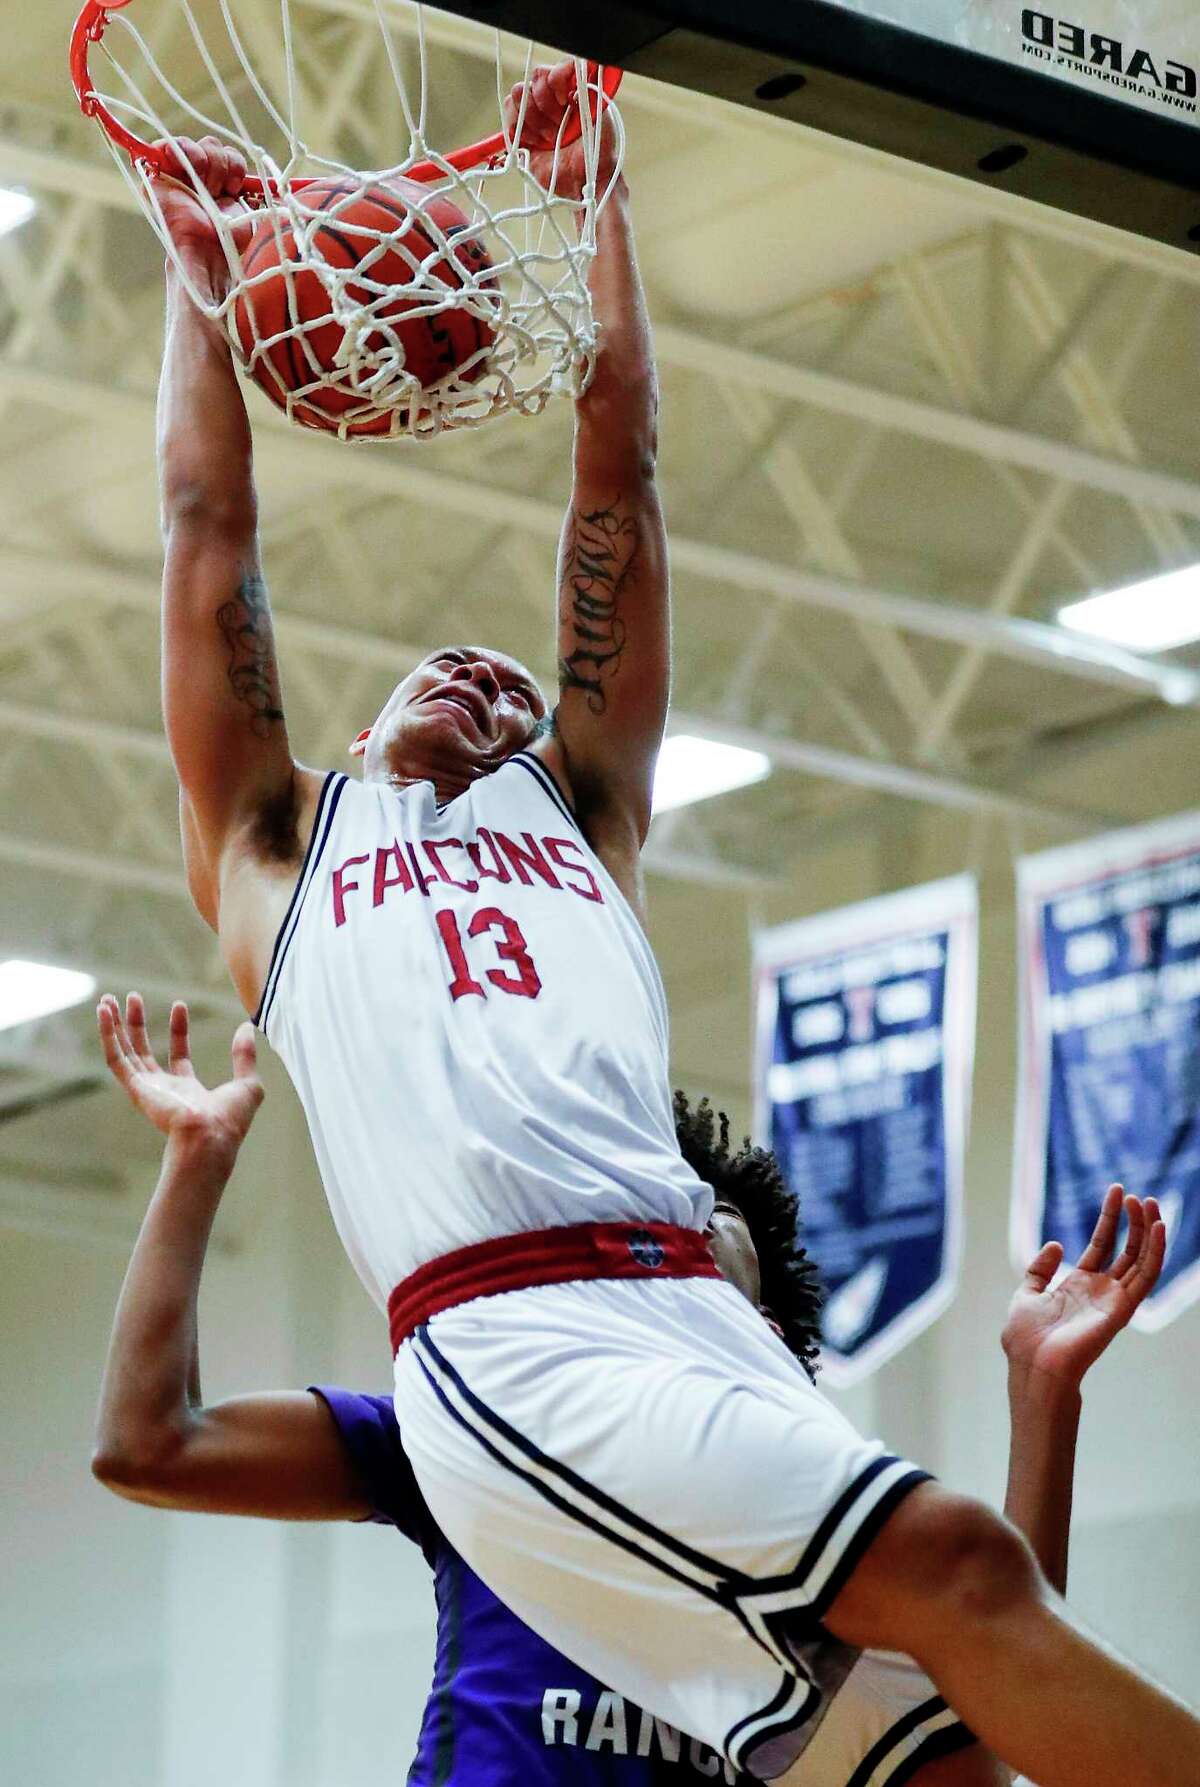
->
<box><xmin>510</xmin><ymin>752</ymin><xmax>580</xmax><ymax>834</ymax></box>
<box><xmin>784</xmin><ymin>1455</ymin><xmax>897</xmax><ymax>1591</ymax></box>
<box><xmin>730</xmin><ymin>1458</ymin><xmax>930</xmax><ymax>1628</ymax></box>
<box><xmin>844</xmin><ymin>1696</ymin><xmax>974</xmax><ymax>1787</ymax></box>
<box><xmin>808</xmin><ymin>1471</ymin><xmax>931</xmax><ymax>1622</ymax></box>
<box><xmin>255</xmin><ymin>771</ymin><xmax>348</xmax><ymax>1037</ymax></box>
<box><xmin>725</xmin><ymin>1673</ymin><xmax>821</xmax><ymax>1778</ymax></box>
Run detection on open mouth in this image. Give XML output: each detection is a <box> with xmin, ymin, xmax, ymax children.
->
<box><xmin>420</xmin><ymin>684</ymin><xmax>490</xmax><ymax>736</ymax></box>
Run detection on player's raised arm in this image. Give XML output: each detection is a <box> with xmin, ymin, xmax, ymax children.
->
<box><xmin>91</xmin><ymin>995</ymin><xmax>369</xmax><ymax>1520</ymax></box>
<box><xmin>513</xmin><ymin>67</ymin><xmax>668</xmax><ymax>890</ymax></box>
<box><xmin>558</xmin><ymin>174</ymin><xmax>667</xmax><ymax>828</ymax></box>
<box><xmin>155</xmin><ymin>138</ymin><xmax>299</xmax><ymax>883</ymax></box>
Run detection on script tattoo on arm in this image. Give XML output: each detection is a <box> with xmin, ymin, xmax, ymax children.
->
<box><xmin>559</xmin><ymin>500</ymin><xmax>638</xmax><ymax>714</ymax></box>
<box><xmin>216</xmin><ymin>572</ymin><xmax>285</xmax><ymax>739</ymax></box>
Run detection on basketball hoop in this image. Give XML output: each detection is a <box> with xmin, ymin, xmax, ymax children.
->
<box><xmin>69</xmin><ymin>2</ymin><xmax>624</xmax><ymax>440</ymax></box>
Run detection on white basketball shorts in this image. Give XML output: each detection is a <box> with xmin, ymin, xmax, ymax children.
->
<box><xmin>392</xmin><ymin>1274</ymin><xmax>972</xmax><ymax>1782</ymax></box>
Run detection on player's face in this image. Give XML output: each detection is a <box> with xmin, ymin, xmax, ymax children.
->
<box><xmin>353</xmin><ymin>647</ymin><xmax>547</xmax><ymax>783</ymax></box>
<box><xmin>706</xmin><ymin>1202</ymin><xmax>762</xmax><ymax>1308</ymax></box>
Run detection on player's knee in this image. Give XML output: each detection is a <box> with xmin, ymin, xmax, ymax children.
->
<box><xmin>824</xmin><ymin>1484</ymin><xmax>1039</xmax><ymax>1655</ymax></box>
<box><xmin>927</xmin><ymin>1497</ymin><xmax>1040</xmax><ymax>1627</ymax></box>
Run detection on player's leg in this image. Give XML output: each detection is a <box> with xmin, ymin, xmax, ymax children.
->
<box><xmin>394</xmin><ymin>1279</ymin><xmax>914</xmax><ymax>1777</ymax></box>
<box><xmin>396</xmin><ymin>1277</ymin><xmax>1199</xmax><ymax>1784</ymax></box>
<box><xmin>811</xmin><ymin>1480</ymin><xmax>1200</xmax><ymax>1787</ymax></box>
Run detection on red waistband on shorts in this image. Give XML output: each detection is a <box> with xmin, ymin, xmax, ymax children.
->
<box><xmin>388</xmin><ymin>1220</ymin><xmax>720</xmax><ymax>1353</ymax></box>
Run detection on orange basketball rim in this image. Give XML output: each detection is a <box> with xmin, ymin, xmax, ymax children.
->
<box><xmin>69</xmin><ymin>0</ymin><xmax>623</xmax><ymax>192</ymax></box>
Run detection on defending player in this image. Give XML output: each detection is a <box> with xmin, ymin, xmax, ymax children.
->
<box><xmin>94</xmin><ymin>994</ymin><xmax>1163</xmax><ymax>1786</ymax></box>
<box><xmin>154</xmin><ymin>60</ymin><xmax>1200</xmax><ymax>1786</ymax></box>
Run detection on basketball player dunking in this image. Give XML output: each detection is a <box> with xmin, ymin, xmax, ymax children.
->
<box><xmin>154</xmin><ymin>61</ymin><xmax>1200</xmax><ymax>1785</ymax></box>
<box><xmin>93</xmin><ymin>994</ymin><xmax>1166</xmax><ymax>1787</ymax></box>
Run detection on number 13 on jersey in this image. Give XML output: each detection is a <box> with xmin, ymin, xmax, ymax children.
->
<box><xmin>436</xmin><ymin>907</ymin><xmax>542</xmax><ymax>1001</ymax></box>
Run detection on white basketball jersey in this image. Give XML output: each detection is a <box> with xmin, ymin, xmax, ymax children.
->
<box><xmin>257</xmin><ymin>753</ymin><xmax>712</xmax><ymax>1308</ymax></box>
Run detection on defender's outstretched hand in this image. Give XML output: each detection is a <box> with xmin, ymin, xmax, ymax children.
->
<box><xmin>503</xmin><ymin>60</ymin><xmax>618</xmax><ymax>200</ymax></box>
<box><xmin>98</xmin><ymin>993</ymin><xmax>263</xmax><ymax>1159</ymax></box>
<box><xmin>1003</xmin><ymin>1184</ymin><xmax>1166</xmax><ymax>1386</ymax></box>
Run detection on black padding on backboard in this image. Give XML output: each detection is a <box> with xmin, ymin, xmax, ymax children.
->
<box><xmin>433</xmin><ymin>0</ymin><xmax>1200</xmax><ymax>251</ymax></box>
<box><xmin>651</xmin><ymin>0</ymin><xmax>1200</xmax><ymax>195</ymax></box>
<box><xmin>432</xmin><ymin>2</ymin><xmax>669</xmax><ymax>66</ymax></box>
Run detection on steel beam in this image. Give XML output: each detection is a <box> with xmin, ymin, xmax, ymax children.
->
<box><xmin>653</xmin><ymin>326</ymin><xmax>1200</xmax><ymax>524</ymax></box>
<box><xmin>727</xmin><ymin>385</ymin><xmax>937</xmax><ymax>747</ymax></box>
<box><xmin>670</xmin><ymin>712</ymin><xmax>1117</xmax><ymax>832</ymax></box>
<box><xmin>0</xmin><ymin>722</ymin><xmax>768</xmax><ymax>892</ymax></box>
<box><xmin>0</xmin><ymin>647</ymin><xmax>1120</xmax><ymax>829</ymax></box>
<box><xmin>1</xmin><ymin>374</ymin><xmax>1194</xmax><ymax>709</ymax></box>
<box><xmin>3</xmin><ymin>126</ymin><xmax>1199</xmax><ymax>524</ymax></box>
<box><xmin>914</xmin><ymin>480</ymin><xmax>1075</xmax><ymax>760</ymax></box>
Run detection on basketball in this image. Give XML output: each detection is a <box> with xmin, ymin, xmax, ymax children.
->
<box><xmin>231</xmin><ymin>177</ymin><xmax>496</xmax><ymax>437</ymax></box>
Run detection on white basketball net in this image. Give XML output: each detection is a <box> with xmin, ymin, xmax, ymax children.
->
<box><xmin>86</xmin><ymin>1</ymin><xmax>624</xmax><ymax>440</ymax></box>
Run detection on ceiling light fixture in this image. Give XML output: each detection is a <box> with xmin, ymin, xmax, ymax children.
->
<box><xmin>0</xmin><ymin>960</ymin><xmax>97</xmax><ymax>1033</ymax></box>
<box><xmin>0</xmin><ymin>188</ymin><xmax>36</xmax><ymax>240</ymax></box>
<box><xmin>652</xmin><ymin>734</ymin><xmax>771</xmax><ymax>814</ymax></box>
<box><xmin>1058</xmin><ymin>565</ymin><xmax>1200</xmax><ymax>653</ymax></box>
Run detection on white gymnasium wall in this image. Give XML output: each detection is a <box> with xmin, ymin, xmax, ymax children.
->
<box><xmin>0</xmin><ymin>1049</ymin><xmax>436</xmax><ymax>1787</ymax></box>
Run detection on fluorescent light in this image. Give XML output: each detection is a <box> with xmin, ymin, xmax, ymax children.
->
<box><xmin>0</xmin><ymin>188</ymin><xmax>35</xmax><ymax>239</ymax></box>
<box><xmin>1058</xmin><ymin>565</ymin><xmax>1200</xmax><ymax>652</ymax></box>
<box><xmin>652</xmin><ymin>734</ymin><xmax>771</xmax><ymax>813</ymax></box>
<box><xmin>0</xmin><ymin>960</ymin><xmax>97</xmax><ymax>1032</ymax></box>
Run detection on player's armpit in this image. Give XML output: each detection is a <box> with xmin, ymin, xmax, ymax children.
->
<box><xmin>180</xmin><ymin>792</ymin><xmax>218</xmax><ymax>931</ymax></box>
<box><xmin>95</xmin><ymin>1391</ymin><xmax>372</xmax><ymax>1522</ymax></box>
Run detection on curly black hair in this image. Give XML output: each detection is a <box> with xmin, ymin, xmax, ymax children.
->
<box><xmin>674</xmin><ymin>1091</ymin><xmax>823</xmax><ymax>1382</ymax></box>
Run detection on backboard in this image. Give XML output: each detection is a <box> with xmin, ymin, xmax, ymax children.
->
<box><xmin>435</xmin><ymin>2</ymin><xmax>1200</xmax><ymax>252</ymax></box>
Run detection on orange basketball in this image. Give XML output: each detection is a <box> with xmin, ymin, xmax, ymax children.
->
<box><xmin>232</xmin><ymin>177</ymin><xmax>495</xmax><ymax>437</ymax></box>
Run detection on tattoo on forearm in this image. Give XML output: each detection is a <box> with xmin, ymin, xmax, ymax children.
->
<box><xmin>216</xmin><ymin>572</ymin><xmax>284</xmax><ymax>737</ymax></box>
<box><xmin>559</xmin><ymin>500</ymin><xmax>636</xmax><ymax>714</ymax></box>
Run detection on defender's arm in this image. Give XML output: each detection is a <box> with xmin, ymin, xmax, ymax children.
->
<box><xmin>1000</xmin><ymin>1184</ymin><xmax>1164</xmax><ymax>1594</ymax></box>
<box><xmin>92</xmin><ymin>1113</ymin><xmax>364</xmax><ymax>1519</ymax></box>
<box><xmin>904</xmin><ymin>1187</ymin><xmax>1167</xmax><ymax>1787</ymax></box>
<box><xmin>1002</xmin><ymin>1370</ymin><xmax>1079</xmax><ymax>1599</ymax></box>
<box><xmin>91</xmin><ymin>996</ymin><xmax>368</xmax><ymax>1520</ymax></box>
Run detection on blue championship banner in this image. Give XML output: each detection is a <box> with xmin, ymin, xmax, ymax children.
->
<box><xmin>754</xmin><ymin>877</ymin><xmax>977</xmax><ymax>1386</ymax></box>
<box><xmin>1014</xmin><ymin>812</ymin><xmax>1200</xmax><ymax>1330</ymax></box>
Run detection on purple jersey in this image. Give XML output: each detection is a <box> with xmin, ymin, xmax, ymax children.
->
<box><xmin>313</xmin><ymin>1388</ymin><xmax>745</xmax><ymax>1785</ymax></box>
